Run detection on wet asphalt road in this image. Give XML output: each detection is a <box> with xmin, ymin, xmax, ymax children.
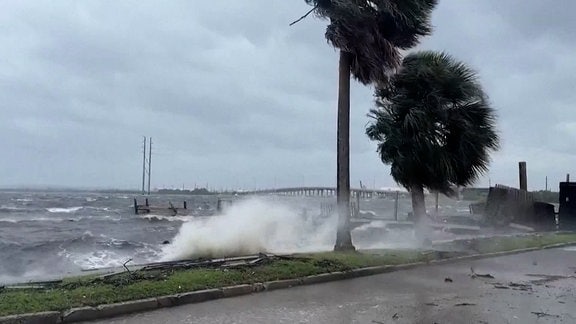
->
<box><xmin>90</xmin><ymin>247</ymin><xmax>576</xmax><ymax>324</ymax></box>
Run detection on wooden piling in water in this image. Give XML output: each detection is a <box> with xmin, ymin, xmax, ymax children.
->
<box><xmin>519</xmin><ymin>161</ymin><xmax>527</xmax><ymax>191</ymax></box>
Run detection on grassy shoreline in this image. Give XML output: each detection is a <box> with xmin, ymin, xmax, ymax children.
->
<box><xmin>2</xmin><ymin>233</ymin><xmax>576</xmax><ymax>317</ymax></box>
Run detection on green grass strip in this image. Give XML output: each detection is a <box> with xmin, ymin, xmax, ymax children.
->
<box><xmin>1</xmin><ymin>232</ymin><xmax>575</xmax><ymax>317</ymax></box>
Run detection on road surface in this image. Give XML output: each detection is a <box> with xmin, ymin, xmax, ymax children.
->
<box><xmin>89</xmin><ymin>247</ymin><xmax>576</xmax><ymax>324</ymax></box>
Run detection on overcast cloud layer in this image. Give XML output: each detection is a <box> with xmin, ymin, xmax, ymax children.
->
<box><xmin>1</xmin><ymin>0</ymin><xmax>575</xmax><ymax>191</ymax></box>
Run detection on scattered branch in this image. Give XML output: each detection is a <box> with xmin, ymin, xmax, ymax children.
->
<box><xmin>289</xmin><ymin>5</ymin><xmax>318</xmax><ymax>26</ymax></box>
<box><xmin>123</xmin><ymin>258</ymin><xmax>133</xmax><ymax>274</ymax></box>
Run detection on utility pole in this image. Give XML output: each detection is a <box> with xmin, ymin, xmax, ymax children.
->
<box><xmin>141</xmin><ymin>137</ymin><xmax>147</xmax><ymax>195</ymax></box>
<box><xmin>147</xmin><ymin>137</ymin><xmax>152</xmax><ymax>195</ymax></box>
<box><xmin>545</xmin><ymin>176</ymin><xmax>548</xmax><ymax>191</ymax></box>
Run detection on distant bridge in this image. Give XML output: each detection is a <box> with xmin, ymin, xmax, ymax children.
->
<box><xmin>238</xmin><ymin>187</ymin><xmax>405</xmax><ymax>198</ymax></box>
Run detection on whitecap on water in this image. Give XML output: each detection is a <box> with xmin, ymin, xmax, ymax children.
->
<box><xmin>46</xmin><ymin>207</ymin><xmax>83</xmax><ymax>213</ymax></box>
<box><xmin>58</xmin><ymin>249</ymin><xmax>125</xmax><ymax>270</ymax></box>
<box><xmin>59</xmin><ymin>245</ymin><xmax>160</xmax><ymax>270</ymax></box>
<box><xmin>1</xmin><ymin>217</ymin><xmax>66</xmax><ymax>223</ymax></box>
<box><xmin>0</xmin><ymin>205</ymin><xmax>27</xmax><ymax>212</ymax></box>
<box><xmin>141</xmin><ymin>215</ymin><xmax>192</xmax><ymax>222</ymax></box>
<box><xmin>85</xmin><ymin>206</ymin><xmax>113</xmax><ymax>212</ymax></box>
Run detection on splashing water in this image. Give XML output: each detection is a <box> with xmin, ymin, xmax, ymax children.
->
<box><xmin>160</xmin><ymin>198</ymin><xmax>337</xmax><ymax>261</ymax></box>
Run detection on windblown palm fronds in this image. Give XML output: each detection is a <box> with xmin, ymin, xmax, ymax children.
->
<box><xmin>366</xmin><ymin>51</ymin><xmax>500</xmax><ymax>195</ymax></box>
<box><xmin>305</xmin><ymin>0</ymin><xmax>437</xmax><ymax>84</ymax></box>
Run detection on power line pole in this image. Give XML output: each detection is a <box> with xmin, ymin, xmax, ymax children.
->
<box><xmin>141</xmin><ymin>136</ymin><xmax>147</xmax><ymax>195</ymax></box>
<box><xmin>147</xmin><ymin>137</ymin><xmax>152</xmax><ymax>195</ymax></box>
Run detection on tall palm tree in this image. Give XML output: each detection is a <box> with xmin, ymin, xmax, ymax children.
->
<box><xmin>366</xmin><ymin>51</ymin><xmax>499</xmax><ymax>240</ymax></box>
<box><xmin>302</xmin><ymin>0</ymin><xmax>438</xmax><ymax>251</ymax></box>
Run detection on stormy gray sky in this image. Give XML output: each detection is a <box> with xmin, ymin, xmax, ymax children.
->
<box><xmin>1</xmin><ymin>0</ymin><xmax>574</xmax><ymax>191</ymax></box>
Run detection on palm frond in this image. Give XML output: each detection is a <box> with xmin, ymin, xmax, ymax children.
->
<box><xmin>366</xmin><ymin>50</ymin><xmax>500</xmax><ymax>194</ymax></box>
<box><xmin>305</xmin><ymin>0</ymin><xmax>438</xmax><ymax>84</ymax></box>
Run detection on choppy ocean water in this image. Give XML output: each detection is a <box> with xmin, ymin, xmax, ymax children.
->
<box><xmin>0</xmin><ymin>190</ymin><xmax>472</xmax><ymax>284</ymax></box>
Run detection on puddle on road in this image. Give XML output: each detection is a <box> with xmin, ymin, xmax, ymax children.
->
<box><xmin>563</xmin><ymin>246</ymin><xmax>576</xmax><ymax>251</ymax></box>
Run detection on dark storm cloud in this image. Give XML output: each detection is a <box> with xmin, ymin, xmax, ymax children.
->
<box><xmin>1</xmin><ymin>0</ymin><xmax>575</xmax><ymax>190</ymax></box>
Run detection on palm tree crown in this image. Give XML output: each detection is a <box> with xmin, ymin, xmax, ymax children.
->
<box><xmin>304</xmin><ymin>0</ymin><xmax>437</xmax><ymax>84</ymax></box>
<box><xmin>366</xmin><ymin>51</ymin><xmax>500</xmax><ymax>195</ymax></box>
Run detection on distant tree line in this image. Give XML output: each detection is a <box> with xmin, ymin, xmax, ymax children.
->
<box><xmin>157</xmin><ymin>188</ymin><xmax>216</xmax><ymax>195</ymax></box>
<box><xmin>532</xmin><ymin>190</ymin><xmax>559</xmax><ymax>204</ymax></box>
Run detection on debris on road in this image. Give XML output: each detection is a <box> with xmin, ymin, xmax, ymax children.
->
<box><xmin>470</xmin><ymin>267</ymin><xmax>495</xmax><ymax>279</ymax></box>
<box><xmin>454</xmin><ymin>302</ymin><xmax>476</xmax><ymax>306</ymax></box>
<box><xmin>525</xmin><ymin>273</ymin><xmax>575</xmax><ymax>285</ymax></box>
<box><xmin>493</xmin><ymin>284</ymin><xmax>510</xmax><ymax>289</ymax></box>
<box><xmin>531</xmin><ymin>311</ymin><xmax>560</xmax><ymax>318</ymax></box>
<box><xmin>508</xmin><ymin>282</ymin><xmax>532</xmax><ymax>291</ymax></box>
<box><xmin>392</xmin><ymin>313</ymin><xmax>399</xmax><ymax>320</ymax></box>
<box><xmin>444</xmin><ymin>277</ymin><xmax>453</xmax><ymax>283</ymax></box>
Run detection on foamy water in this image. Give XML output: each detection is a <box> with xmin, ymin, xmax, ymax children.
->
<box><xmin>160</xmin><ymin>198</ymin><xmax>425</xmax><ymax>261</ymax></box>
<box><xmin>47</xmin><ymin>207</ymin><xmax>83</xmax><ymax>213</ymax></box>
<box><xmin>161</xmin><ymin>198</ymin><xmax>338</xmax><ymax>260</ymax></box>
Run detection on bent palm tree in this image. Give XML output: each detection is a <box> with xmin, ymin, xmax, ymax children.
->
<box><xmin>303</xmin><ymin>0</ymin><xmax>437</xmax><ymax>251</ymax></box>
<box><xmin>366</xmin><ymin>51</ymin><xmax>499</xmax><ymax>240</ymax></box>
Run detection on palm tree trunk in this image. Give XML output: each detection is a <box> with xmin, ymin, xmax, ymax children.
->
<box><xmin>334</xmin><ymin>50</ymin><xmax>355</xmax><ymax>251</ymax></box>
<box><xmin>410</xmin><ymin>184</ymin><xmax>428</xmax><ymax>242</ymax></box>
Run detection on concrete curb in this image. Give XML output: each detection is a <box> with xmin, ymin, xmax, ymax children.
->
<box><xmin>3</xmin><ymin>240</ymin><xmax>576</xmax><ymax>324</ymax></box>
<box><xmin>301</xmin><ymin>271</ymin><xmax>350</xmax><ymax>285</ymax></box>
<box><xmin>263</xmin><ymin>279</ymin><xmax>302</xmax><ymax>291</ymax></box>
<box><xmin>0</xmin><ymin>311</ymin><xmax>61</xmax><ymax>324</ymax></box>
<box><xmin>222</xmin><ymin>284</ymin><xmax>253</xmax><ymax>298</ymax></box>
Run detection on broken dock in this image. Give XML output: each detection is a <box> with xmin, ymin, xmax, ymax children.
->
<box><xmin>133</xmin><ymin>198</ymin><xmax>188</xmax><ymax>216</ymax></box>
